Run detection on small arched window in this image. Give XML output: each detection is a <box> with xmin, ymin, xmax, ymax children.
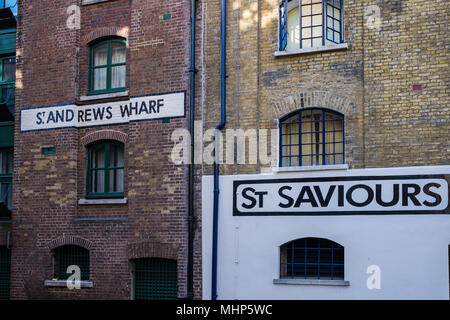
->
<box><xmin>87</xmin><ymin>140</ymin><xmax>124</xmax><ymax>198</ymax></box>
<box><xmin>53</xmin><ymin>245</ymin><xmax>90</xmax><ymax>281</ymax></box>
<box><xmin>89</xmin><ymin>38</ymin><xmax>126</xmax><ymax>95</ymax></box>
<box><xmin>279</xmin><ymin>108</ymin><xmax>344</xmax><ymax>167</ymax></box>
<box><xmin>280</xmin><ymin>237</ymin><xmax>344</xmax><ymax>280</ymax></box>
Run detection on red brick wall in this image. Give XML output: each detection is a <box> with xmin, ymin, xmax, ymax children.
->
<box><xmin>12</xmin><ymin>0</ymin><xmax>203</xmax><ymax>299</ymax></box>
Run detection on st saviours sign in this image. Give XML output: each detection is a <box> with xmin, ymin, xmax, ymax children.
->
<box><xmin>233</xmin><ymin>175</ymin><xmax>449</xmax><ymax>215</ymax></box>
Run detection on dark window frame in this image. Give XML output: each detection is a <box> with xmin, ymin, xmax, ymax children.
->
<box><xmin>279</xmin><ymin>108</ymin><xmax>345</xmax><ymax>167</ymax></box>
<box><xmin>280</xmin><ymin>237</ymin><xmax>344</xmax><ymax>280</ymax></box>
<box><xmin>0</xmin><ymin>147</ymin><xmax>12</xmax><ymax>219</ymax></box>
<box><xmin>86</xmin><ymin>140</ymin><xmax>124</xmax><ymax>199</ymax></box>
<box><xmin>88</xmin><ymin>38</ymin><xmax>127</xmax><ymax>95</ymax></box>
<box><xmin>279</xmin><ymin>0</ymin><xmax>344</xmax><ymax>51</ymax></box>
<box><xmin>53</xmin><ymin>245</ymin><xmax>90</xmax><ymax>281</ymax></box>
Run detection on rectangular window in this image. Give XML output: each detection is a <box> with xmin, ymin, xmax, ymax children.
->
<box><xmin>279</xmin><ymin>0</ymin><xmax>344</xmax><ymax>51</ymax></box>
<box><xmin>87</xmin><ymin>141</ymin><xmax>124</xmax><ymax>198</ymax></box>
<box><xmin>0</xmin><ymin>148</ymin><xmax>12</xmax><ymax>218</ymax></box>
<box><xmin>0</xmin><ymin>57</ymin><xmax>15</xmax><ymax>122</ymax></box>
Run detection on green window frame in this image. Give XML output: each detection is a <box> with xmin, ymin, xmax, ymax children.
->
<box><xmin>0</xmin><ymin>56</ymin><xmax>15</xmax><ymax>122</ymax></box>
<box><xmin>86</xmin><ymin>140</ymin><xmax>124</xmax><ymax>199</ymax></box>
<box><xmin>88</xmin><ymin>38</ymin><xmax>127</xmax><ymax>95</ymax></box>
<box><xmin>53</xmin><ymin>245</ymin><xmax>90</xmax><ymax>281</ymax></box>
<box><xmin>0</xmin><ymin>147</ymin><xmax>12</xmax><ymax>219</ymax></box>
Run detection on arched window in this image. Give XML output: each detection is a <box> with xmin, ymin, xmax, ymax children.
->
<box><xmin>133</xmin><ymin>258</ymin><xmax>178</xmax><ymax>300</ymax></box>
<box><xmin>279</xmin><ymin>108</ymin><xmax>344</xmax><ymax>167</ymax></box>
<box><xmin>280</xmin><ymin>238</ymin><xmax>344</xmax><ymax>279</ymax></box>
<box><xmin>87</xmin><ymin>140</ymin><xmax>124</xmax><ymax>198</ymax></box>
<box><xmin>53</xmin><ymin>245</ymin><xmax>90</xmax><ymax>281</ymax></box>
<box><xmin>89</xmin><ymin>38</ymin><xmax>126</xmax><ymax>95</ymax></box>
<box><xmin>279</xmin><ymin>0</ymin><xmax>344</xmax><ymax>51</ymax></box>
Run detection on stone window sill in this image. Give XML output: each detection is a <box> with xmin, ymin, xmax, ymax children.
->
<box><xmin>274</xmin><ymin>43</ymin><xmax>349</xmax><ymax>57</ymax></box>
<box><xmin>273</xmin><ymin>278</ymin><xmax>350</xmax><ymax>286</ymax></box>
<box><xmin>78</xmin><ymin>198</ymin><xmax>128</xmax><ymax>205</ymax></box>
<box><xmin>273</xmin><ymin>164</ymin><xmax>349</xmax><ymax>173</ymax></box>
<box><xmin>79</xmin><ymin>91</ymin><xmax>129</xmax><ymax>102</ymax></box>
<box><xmin>44</xmin><ymin>280</ymin><xmax>94</xmax><ymax>288</ymax></box>
<box><xmin>82</xmin><ymin>0</ymin><xmax>111</xmax><ymax>5</ymax></box>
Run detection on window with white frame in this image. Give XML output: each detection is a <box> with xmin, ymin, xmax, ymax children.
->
<box><xmin>279</xmin><ymin>0</ymin><xmax>344</xmax><ymax>51</ymax></box>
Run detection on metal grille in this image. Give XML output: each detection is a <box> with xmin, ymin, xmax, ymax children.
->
<box><xmin>0</xmin><ymin>246</ymin><xmax>10</xmax><ymax>300</ymax></box>
<box><xmin>55</xmin><ymin>245</ymin><xmax>90</xmax><ymax>281</ymax></box>
<box><xmin>281</xmin><ymin>238</ymin><xmax>344</xmax><ymax>280</ymax></box>
<box><xmin>134</xmin><ymin>258</ymin><xmax>178</xmax><ymax>300</ymax></box>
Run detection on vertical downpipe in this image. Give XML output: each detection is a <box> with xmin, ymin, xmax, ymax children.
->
<box><xmin>187</xmin><ymin>0</ymin><xmax>197</xmax><ymax>300</ymax></box>
<box><xmin>212</xmin><ymin>0</ymin><xmax>227</xmax><ymax>301</ymax></box>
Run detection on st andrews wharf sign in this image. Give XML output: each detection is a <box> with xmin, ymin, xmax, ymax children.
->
<box><xmin>233</xmin><ymin>175</ymin><xmax>449</xmax><ymax>216</ymax></box>
<box><xmin>20</xmin><ymin>91</ymin><xmax>185</xmax><ymax>132</ymax></box>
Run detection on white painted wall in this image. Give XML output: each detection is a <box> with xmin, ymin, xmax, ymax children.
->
<box><xmin>202</xmin><ymin>166</ymin><xmax>450</xmax><ymax>300</ymax></box>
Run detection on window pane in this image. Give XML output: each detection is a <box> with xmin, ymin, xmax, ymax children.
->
<box><xmin>302</xmin><ymin>39</ymin><xmax>311</xmax><ymax>48</ymax></box>
<box><xmin>93</xmin><ymin>43</ymin><xmax>108</xmax><ymax>66</ymax></box>
<box><xmin>93</xmin><ymin>68</ymin><xmax>107</xmax><ymax>91</ymax></box>
<box><xmin>0</xmin><ymin>182</ymin><xmax>12</xmax><ymax>212</ymax></box>
<box><xmin>312</xmin><ymin>26</ymin><xmax>322</xmax><ymax>37</ymax></box>
<box><xmin>91</xmin><ymin>146</ymin><xmax>105</xmax><ymax>169</ymax></box>
<box><xmin>286</xmin><ymin>7</ymin><xmax>300</xmax><ymax>51</ymax></box>
<box><xmin>109</xmin><ymin>144</ymin><xmax>124</xmax><ymax>167</ymax></box>
<box><xmin>302</xmin><ymin>16</ymin><xmax>311</xmax><ymax>27</ymax></box>
<box><xmin>109</xmin><ymin>169</ymin><xmax>124</xmax><ymax>193</ymax></box>
<box><xmin>2</xmin><ymin>58</ymin><xmax>15</xmax><ymax>82</ymax></box>
<box><xmin>312</xmin><ymin>3</ymin><xmax>321</xmax><ymax>15</ymax></box>
<box><xmin>111</xmin><ymin>65</ymin><xmax>126</xmax><ymax>89</ymax></box>
<box><xmin>0</xmin><ymin>149</ymin><xmax>13</xmax><ymax>174</ymax></box>
<box><xmin>312</xmin><ymin>15</ymin><xmax>322</xmax><ymax>26</ymax></box>
<box><xmin>91</xmin><ymin>169</ymin><xmax>105</xmax><ymax>193</ymax></box>
<box><xmin>111</xmin><ymin>42</ymin><xmax>126</xmax><ymax>64</ymax></box>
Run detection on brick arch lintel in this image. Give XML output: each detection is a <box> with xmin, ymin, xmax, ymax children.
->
<box><xmin>83</xmin><ymin>26</ymin><xmax>130</xmax><ymax>45</ymax></box>
<box><xmin>47</xmin><ymin>236</ymin><xmax>93</xmax><ymax>251</ymax></box>
<box><xmin>80</xmin><ymin>130</ymin><xmax>128</xmax><ymax>147</ymax></box>
<box><xmin>270</xmin><ymin>90</ymin><xmax>355</xmax><ymax>121</ymax></box>
<box><xmin>127</xmin><ymin>241</ymin><xmax>178</xmax><ymax>261</ymax></box>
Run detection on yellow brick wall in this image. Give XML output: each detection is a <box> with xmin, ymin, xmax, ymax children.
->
<box><xmin>202</xmin><ymin>0</ymin><xmax>449</xmax><ymax>175</ymax></box>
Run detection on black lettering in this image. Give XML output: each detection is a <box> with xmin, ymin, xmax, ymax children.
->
<box><xmin>78</xmin><ymin>109</ymin><xmax>84</xmax><ymax>122</ymax></box>
<box><xmin>93</xmin><ymin>107</ymin><xmax>105</xmax><ymax>121</ymax></box>
<box><xmin>346</xmin><ymin>184</ymin><xmax>374</xmax><ymax>207</ymax></box>
<box><xmin>375</xmin><ymin>184</ymin><xmax>399</xmax><ymax>207</ymax></box>
<box><xmin>55</xmin><ymin>110</ymin><xmax>64</xmax><ymax>123</ymax></box>
<box><xmin>241</xmin><ymin>187</ymin><xmax>257</xmax><ymax>209</ymax></box>
<box><xmin>139</xmin><ymin>101</ymin><xmax>149</xmax><ymax>114</ymax></box>
<box><xmin>314</xmin><ymin>185</ymin><xmax>336</xmax><ymax>207</ymax></box>
<box><xmin>294</xmin><ymin>186</ymin><xmax>318</xmax><ymax>207</ymax></box>
<box><xmin>254</xmin><ymin>191</ymin><xmax>268</xmax><ymax>208</ymax></box>
<box><xmin>278</xmin><ymin>186</ymin><xmax>294</xmax><ymax>208</ymax></box>
<box><xmin>66</xmin><ymin>109</ymin><xmax>74</xmax><ymax>122</ymax></box>
<box><xmin>149</xmin><ymin>100</ymin><xmax>157</xmax><ymax>113</ymax></box>
<box><xmin>106</xmin><ymin>106</ymin><xmax>113</xmax><ymax>119</ymax></box>
<box><xmin>402</xmin><ymin>184</ymin><xmax>421</xmax><ymax>206</ymax></box>
<box><xmin>131</xmin><ymin>102</ymin><xmax>138</xmax><ymax>115</ymax></box>
<box><xmin>46</xmin><ymin>111</ymin><xmax>56</xmax><ymax>124</ymax></box>
<box><xmin>120</xmin><ymin>103</ymin><xmax>131</xmax><ymax>117</ymax></box>
<box><xmin>36</xmin><ymin>112</ymin><xmax>43</xmax><ymax>125</ymax></box>
<box><xmin>423</xmin><ymin>183</ymin><xmax>442</xmax><ymax>207</ymax></box>
<box><xmin>84</xmin><ymin>109</ymin><xmax>92</xmax><ymax>122</ymax></box>
<box><xmin>338</xmin><ymin>185</ymin><xmax>344</xmax><ymax>207</ymax></box>
<box><xmin>157</xmin><ymin>99</ymin><xmax>164</xmax><ymax>112</ymax></box>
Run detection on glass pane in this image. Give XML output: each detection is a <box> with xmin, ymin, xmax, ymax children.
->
<box><xmin>302</xmin><ymin>5</ymin><xmax>311</xmax><ymax>16</ymax></box>
<box><xmin>312</xmin><ymin>15</ymin><xmax>322</xmax><ymax>26</ymax></box>
<box><xmin>302</xmin><ymin>17</ymin><xmax>311</xmax><ymax>27</ymax></box>
<box><xmin>91</xmin><ymin>146</ymin><xmax>105</xmax><ymax>169</ymax></box>
<box><xmin>302</xmin><ymin>155</ymin><xmax>312</xmax><ymax>166</ymax></box>
<box><xmin>111</xmin><ymin>65</ymin><xmax>126</xmax><ymax>89</ymax></box>
<box><xmin>312</xmin><ymin>26</ymin><xmax>322</xmax><ymax>37</ymax></box>
<box><xmin>0</xmin><ymin>182</ymin><xmax>12</xmax><ymax>211</ymax></box>
<box><xmin>91</xmin><ymin>169</ymin><xmax>105</xmax><ymax>193</ymax></box>
<box><xmin>2</xmin><ymin>57</ymin><xmax>15</xmax><ymax>82</ymax></box>
<box><xmin>334</xmin><ymin>31</ymin><xmax>340</xmax><ymax>42</ymax></box>
<box><xmin>109</xmin><ymin>169</ymin><xmax>124</xmax><ymax>193</ymax></box>
<box><xmin>93</xmin><ymin>43</ymin><xmax>108</xmax><ymax>66</ymax></box>
<box><xmin>0</xmin><ymin>149</ymin><xmax>13</xmax><ymax>174</ymax></box>
<box><xmin>302</xmin><ymin>0</ymin><xmax>312</xmax><ymax>4</ymax></box>
<box><xmin>302</xmin><ymin>28</ymin><xmax>311</xmax><ymax>38</ymax></box>
<box><xmin>111</xmin><ymin>42</ymin><xmax>126</xmax><ymax>64</ymax></box>
<box><xmin>287</xmin><ymin>7</ymin><xmax>300</xmax><ymax>51</ymax></box>
<box><xmin>109</xmin><ymin>144</ymin><xmax>124</xmax><ymax>167</ymax></box>
<box><xmin>93</xmin><ymin>68</ymin><xmax>107</xmax><ymax>91</ymax></box>
<box><xmin>312</xmin><ymin>3</ymin><xmax>321</xmax><ymax>15</ymax></box>
<box><xmin>312</xmin><ymin>37</ymin><xmax>322</xmax><ymax>47</ymax></box>
<box><xmin>302</xmin><ymin>39</ymin><xmax>311</xmax><ymax>48</ymax></box>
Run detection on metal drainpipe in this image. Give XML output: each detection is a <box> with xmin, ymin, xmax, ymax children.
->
<box><xmin>212</xmin><ymin>0</ymin><xmax>227</xmax><ymax>301</ymax></box>
<box><xmin>187</xmin><ymin>0</ymin><xmax>197</xmax><ymax>300</ymax></box>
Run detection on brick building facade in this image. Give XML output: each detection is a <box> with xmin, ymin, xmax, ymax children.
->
<box><xmin>9</xmin><ymin>0</ymin><xmax>203</xmax><ymax>299</ymax></box>
<box><xmin>201</xmin><ymin>0</ymin><xmax>449</xmax><ymax>299</ymax></box>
